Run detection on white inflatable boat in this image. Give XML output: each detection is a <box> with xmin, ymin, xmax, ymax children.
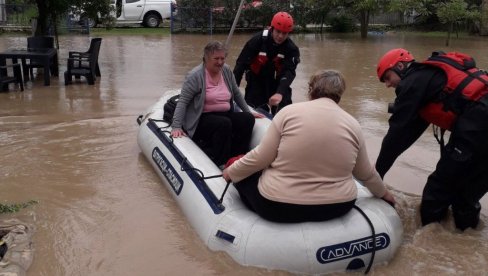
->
<box><xmin>137</xmin><ymin>90</ymin><xmax>403</xmax><ymax>275</ymax></box>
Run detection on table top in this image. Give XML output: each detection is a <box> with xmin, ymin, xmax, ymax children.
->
<box><xmin>0</xmin><ymin>48</ymin><xmax>57</xmax><ymax>58</ymax></box>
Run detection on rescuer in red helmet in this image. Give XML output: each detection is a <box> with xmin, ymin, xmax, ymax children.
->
<box><xmin>375</xmin><ymin>48</ymin><xmax>488</xmax><ymax>231</ymax></box>
<box><xmin>233</xmin><ymin>11</ymin><xmax>300</xmax><ymax>115</ymax></box>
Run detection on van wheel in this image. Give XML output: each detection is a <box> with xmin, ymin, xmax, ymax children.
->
<box><xmin>144</xmin><ymin>14</ymin><xmax>161</xmax><ymax>28</ymax></box>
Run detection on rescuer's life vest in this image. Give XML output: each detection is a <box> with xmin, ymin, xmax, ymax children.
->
<box><xmin>249</xmin><ymin>29</ymin><xmax>285</xmax><ymax>76</ymax></box>
<box><xmin>418</xmin><ymin>51</ymin><xmax>488</xmax><ymax>130</ymax></box>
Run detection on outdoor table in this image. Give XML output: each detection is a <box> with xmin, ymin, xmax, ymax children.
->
<box><xmin>0</xmin><ymin>48</ymin><xmax>58</xmax><ymax>86</ymax></box>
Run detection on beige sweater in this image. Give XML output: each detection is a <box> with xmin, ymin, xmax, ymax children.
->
<box><xmin>227</xmin><ymin>98</ymin><xmax>386</xmax><ymax>205</ymax></box>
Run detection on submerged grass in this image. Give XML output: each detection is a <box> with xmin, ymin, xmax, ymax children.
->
<box><xmin>0</xmin><ymin>200</ymin><xmax>38</xmax><ymax>214</ymax></box>
<box><xmin>91</xmin><ymin>27</ymin><xmax>171</xmax><ymax>36</ymax></box>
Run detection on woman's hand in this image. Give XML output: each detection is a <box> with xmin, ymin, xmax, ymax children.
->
<box><xmin>171</xmin><ymin>128</ymin><xmax>186</xmax><ymax>138</ymax></box>
<box><xmin>252</xmin><ymin>112</ymin><xmax>265</xmax><ymax>118</ymax></box>
<box><xmin>222</xmin><ymin>168</ymin><xmax>231</xmax><ymax>182</ymax></box>
<box><xmin>381</xmin><ymin>189</ymin><xmax>396</xmax><ymax>207</ymax></box>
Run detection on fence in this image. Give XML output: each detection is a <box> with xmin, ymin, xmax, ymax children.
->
<box><xmin>0</xmin><ymin>4</ymin><xmax>35</xmax><ymax>30</ymax></box>
<box><xmin>369</xmin><ymin>12</ymin><xmax>415</xmax><ymax>26</ymax></box>
<box><xmin>171</xmin><ymin>6</ymin><xmax>267</xmax><ymax>34</ymax></box>
<box><xmin>0</xmin><ymin>4</ymin><xmax>89</xmax><ymax>34</ymax></box>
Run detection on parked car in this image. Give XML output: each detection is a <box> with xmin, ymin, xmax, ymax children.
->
<box><xmin>73</xmin><ymin>0</ymin><xmax>177</xmax><ymax>28</ymax></box>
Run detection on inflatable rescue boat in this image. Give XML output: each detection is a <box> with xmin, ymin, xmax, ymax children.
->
<box><xmin>136</xmin><ymin>90</ymin><xmax>403</xmax><ymax>275</ymax></box>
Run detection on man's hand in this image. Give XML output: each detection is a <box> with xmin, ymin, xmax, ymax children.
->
<box><xmin>268</xmin><ymin>93</ymin><xmax>283</xmax><ymax>107</ymax></box>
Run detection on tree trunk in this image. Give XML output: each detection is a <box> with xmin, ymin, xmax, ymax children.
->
<box><xmin>359</xmin><ymin>11</ymin><xmax>369</xmax><ymax>39</ymax></box>
<box><xmin>481</xmin><ymin>0</ymin><xmax>488</xmax><ymax>35</ymax></box>
<box><xmin>51</xmin><ymin>13</ymin><xmax>59</xmax><ymax>49</ymax></box>
<box><xmin>446</xmin><ymin>22</ymin><xmax>453</xmax><ymax>46</ymax></box>
<box><xmin>320</xmin><ymin>13</ymin><xmax>325</xmax><ymax>33</ymax></box>
<box><xmin>34</xmin><ymin>0</ymin><xmax>48</xmax><ymax>35</ymax></box>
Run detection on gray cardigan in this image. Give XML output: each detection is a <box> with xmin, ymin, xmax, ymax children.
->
<box><xmin>171</xmin><ymin>63</ymin><xmax>251</xmax><ymax>137</ymax></box>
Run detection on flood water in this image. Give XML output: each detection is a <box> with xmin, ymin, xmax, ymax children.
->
<box><xmin>1</xmin><ymin>31</ymin><xmax>488</xmax><ymax>275</ymax></box>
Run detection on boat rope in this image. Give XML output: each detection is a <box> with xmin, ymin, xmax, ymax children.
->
<box><xmin>159</xmin><ymin>129</ymin><xmax>174</xmax><ymax>142</ymax></box>
<box><xmin>151</xmin><ymin>119</ymin><xmax>167</xmax><ymax>123</ymax></box>
<box><xmin>432</xmin><ymin>125</ymin><xmax>446</xmax><ymax>150</ymax></box>
<box><xmin>179</xmin><ymin>158</ymin><xmax>230</xmax><ymax>204</ymax></box>
<box><xmin>218</xmin><ymin>181</ymin><xmax>232</xmax><ymax>204</ymax></box>
<box><xmin>353</xmin><ymin>205</ymin><xmax>376</xmax><ymax>274</ymax></box>
<box><xmin>151</xmin><ymin>118</ymin><xmax>231</xmax><ymax>204</ymax></box>
<box><xmin>179</xmin><ymin>158</ymin><xmax>223</xmax><ymax>180</ymax></box>
<box><xmin>149</xmin><ymin>118</ymin><xmax>222</xmax><ymax>180</ymax></box>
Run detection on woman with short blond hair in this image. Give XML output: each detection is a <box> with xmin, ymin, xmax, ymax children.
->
<box><xmin>223</xmin><ymin>69</ymin><xmax>395</xmax><ymax>223</ymax></box>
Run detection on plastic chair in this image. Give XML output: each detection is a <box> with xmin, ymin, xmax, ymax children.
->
<box><xmin>25</xmin><ymin>36</ymin><xmax>55</xmax><ymax>81</ymax></box>
<box><xmin>68</xmin><ymin>38</ymin><xmax>102</xmax><ymax>77</ymax></box>
<box><xmin>0</xmin><ymin>63</ymin><xmax>24</xmax><ymax>92</ymax></box>
<box><xmin>64</xmin><ymin>38</ymin><xmax>102</xmax><ymax>85</ymax></box>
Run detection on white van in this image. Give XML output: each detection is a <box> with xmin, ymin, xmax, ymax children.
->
<box><xmin>82</xmin><ymin>0</ymin><xmax>177</xmax><ymax>28</ymax></box>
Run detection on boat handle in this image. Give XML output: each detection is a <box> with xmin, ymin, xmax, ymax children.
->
<box><xmin>136</xmin><ymin>115</ymin><xmax>143</xmax><ymax>125</ymax></box>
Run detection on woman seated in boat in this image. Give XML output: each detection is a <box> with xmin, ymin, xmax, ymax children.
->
<box><xmin>171</xmin><ymin>41</ymin><xmax>263</xmax><ymax>167</ymax></box>
<box><xmin>223</xmin><ymin>69</ymin><xmax>396</xmax><ymax>223</ymax></box>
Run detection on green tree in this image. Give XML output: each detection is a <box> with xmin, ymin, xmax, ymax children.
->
<box><xmin>437</xmin><ymin>0</ymin><xmax>480</xmax><ymax>46</ymax></box>
<box><xmin>388</xmin><ymin>0</ymin><xmax>434</xmax><ymax>25</ymax></box>
<box><xmin>336</xmin><ymin>0</ymin><xmax>388</xmax><ymax>38</ymax></box>
<box><xmin>29</xmin><ymin>0</ymin><xmax>111</xmax><ymax>36</ymax></box>
<box><xmin>303</xmin><ymin>0</ymin><xmax>335</xmax><ymax>32</ymax></box>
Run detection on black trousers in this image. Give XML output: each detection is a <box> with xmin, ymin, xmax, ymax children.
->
<box><xmin>192</xmin><ymin>111</ymin><xmax>255</xmax><ymax>166</ymax></box>
<box><xmin>421</xmin><ymin>100</ymin><xmax>488</xmax><ymax>230</ymax></box>
<box><xmin>244</xmin><ymin>73</ymin><xmax>292</xmax><ymax>115</ymax></box>
<box><xmin>234</xmin><ymin>171</ymin><xmax>356</xmax><ymax>223</ymax></box>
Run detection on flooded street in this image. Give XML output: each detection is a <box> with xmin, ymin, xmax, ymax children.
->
<box><xmin>1</xmin><ymin>32</ymin><xmax>488</xmax><ymax>275</ymax></box>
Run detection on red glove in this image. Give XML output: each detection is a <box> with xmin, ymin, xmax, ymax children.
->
<box><xmin>224</xmin><ymin>154</ymin><xmax>245</xmax><ymax>169</ymax></box>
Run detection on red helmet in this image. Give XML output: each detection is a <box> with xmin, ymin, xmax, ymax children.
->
<box><xmin>271</xmin><ymin>12</ymin><xmax>294</xmax><ymax>33</ymax></box>
<box><xmin>377</xmin><ymin>48</ymin><xmax>414</xmax><ymax>82</ymax></box>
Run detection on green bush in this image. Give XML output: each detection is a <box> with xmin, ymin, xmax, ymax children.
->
<box><xmin>329</xmin><ymin>15</ymin><xmax>355</xmax><ymax>33</ymax></box>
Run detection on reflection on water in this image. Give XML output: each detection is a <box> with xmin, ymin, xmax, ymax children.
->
<box><xmin>1</xmin><ymin>32</ymin><xmax>487</xmax><ymax>275</ymax></box>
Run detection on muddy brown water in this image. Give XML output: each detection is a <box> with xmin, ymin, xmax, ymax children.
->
<box><xmin>1</xmin><ymin>32</ymin><xmax>488</xmax><ymax>275</ymax></box>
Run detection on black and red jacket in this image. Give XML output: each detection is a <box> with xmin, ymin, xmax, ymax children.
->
<box><xmin>233</xmin><ymin>29</ymin><xmax>300</xmax><ymax>98</ymax></box>
<box><xmin>375</xmin><ymin>52</ymin><xmax>488</xmax><ymax>178</ymax></box>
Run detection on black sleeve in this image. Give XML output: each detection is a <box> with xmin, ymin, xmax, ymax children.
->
<box><xmin>375</xmin><ymin>117</ymin><xmax>429</xmax><ymax>178</ymax></box>
<box><xmin>276</xmin><ymin>40</ymin><xmax>300</xmax><ymax>95</ymax></box>
<box><xmin>233</xmin><ymin>33</ymin><xmax>261</xmax><ymax>86</ymax></box>
<box><xmin>375</xmin><ymin>67</ymin><xmax>445</xmax><ymax>178</ymax></box>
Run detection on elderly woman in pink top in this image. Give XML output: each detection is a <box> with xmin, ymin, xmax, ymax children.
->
<box><xmin>171</xmin><ymin>41</ymin><xmax>262</xmax><ymax>167</ymax></box>
<box><xmin>223</xmin><ymin>69</ymin><xmax>396</xmax><ymax>223</ymax></box>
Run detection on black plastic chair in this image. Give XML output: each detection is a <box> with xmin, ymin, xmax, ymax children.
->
<box><xmin>64</xmin><ymin>38</ymin><xmax>102</xmax><ymax>85</ymax></box>
<box><xmin>0</xmin><ymin>63</ymin><xmax>24</xmax><ymax>92</ymax></box>
<box><xmin>24</xmin><ymin>36</ymin><xmax>55</xmax><ymax>81</ymax></box>
<box><xmin>68</xmin><ymin>38</ymin><xmax>102</xmax><ymax>77</ymax></box>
